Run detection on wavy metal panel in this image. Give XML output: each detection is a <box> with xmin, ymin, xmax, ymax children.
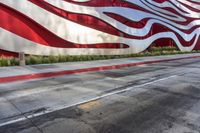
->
<box><xmin>0</xmin><ymin>0</ymin><xmax>200</xmax><ymax>56</ymax></box>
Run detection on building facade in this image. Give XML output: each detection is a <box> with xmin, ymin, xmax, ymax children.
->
<box><xmin>1</xmin><ymin>0</ymin><xmax>200</xmax><ymax>56</ymax></box>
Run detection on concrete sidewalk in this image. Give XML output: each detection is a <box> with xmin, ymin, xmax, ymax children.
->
<box><xmin>0</xmin><ymin>53</ymin><xmax>200</xmax><ymax>83</ymax></box>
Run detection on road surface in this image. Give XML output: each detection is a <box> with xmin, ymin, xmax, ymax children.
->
<box><xmin>0</xmin><ymin>57</ymin><xmax>200</xmax><ymax>133</ymax></box>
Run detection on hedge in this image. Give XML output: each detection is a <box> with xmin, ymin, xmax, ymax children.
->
<box><xmin>0</xmin><ymin>47</ymin><xmax>200</xmax><ymax>67</ymax></box>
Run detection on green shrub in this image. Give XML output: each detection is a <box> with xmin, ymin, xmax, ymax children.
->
<box><xmin>0</xmin><ymin>57</ymin><xmax>19</xmax><ymax>67</ymax></box>
<box><xmin>150</xmin><ymin>46</ymin><xmax>178</xmax><ymax>52</ymax></box>
<box><xmin>10</xmin><ymin>58</ymin><xmax>19</xmax><ymax>66</ymax></box>
<box><xmin>58</xmin><ymin>55</ymin><xmax>66</xmax><ymax>62</ymax></box>
<box><xmin>49</xmin><ymin>56</ymin><xmax>59</xmax><ymax>63</ymax></box>
<box><xmin>42</xmin><ymin>57</ymin><xmax>50</xmax><ymax>64</ymax></box>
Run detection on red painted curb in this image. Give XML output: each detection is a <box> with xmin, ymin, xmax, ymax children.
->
<box><xmin>0</xmin><ymin>56</ymin><xmax>200</xmax><ymax>83</ymax></box>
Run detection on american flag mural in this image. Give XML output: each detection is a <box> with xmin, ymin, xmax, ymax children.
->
<box><xmin>0</xmin><ymin>0</ymin><xmax>200</xmax><ymax>56</ymax></box>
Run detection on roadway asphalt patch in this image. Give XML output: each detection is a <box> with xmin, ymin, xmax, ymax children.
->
<box><xmin>94</xmin><ymin>66</ymin><xmax>165</xmax><ymax>78</ymax></box>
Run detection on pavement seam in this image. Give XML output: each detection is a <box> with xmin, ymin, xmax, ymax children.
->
<box><xmin>1</xmin><ymin>96</ymin><xmax>44</xmax><ymax>133</ymax></box>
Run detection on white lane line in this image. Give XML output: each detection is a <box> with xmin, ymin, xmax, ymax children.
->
<box><xmin>0</xmin><ymin>75</ymin><xmax>177</xmax><ymax>127</ymax></box>
<box><xmin>0</xmin><ymin>117</ymin><xmax>27</xmax><ymax>127</ymax></box>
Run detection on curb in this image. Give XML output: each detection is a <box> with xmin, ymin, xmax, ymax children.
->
<box><xmin>0</xmin><ymin>55</ymin><xmax>200</xmax><ymax>83</ymax></box>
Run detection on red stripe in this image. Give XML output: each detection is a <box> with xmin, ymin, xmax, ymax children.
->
<box><xmin>0</xmin><ymin>49</ymin><xmax>18</xmax><ymax>57</ymax></box>
<box><xmin>153</xmin><ymin>0</ymin><xmax>168</xmax><ymax>3</ymax></box>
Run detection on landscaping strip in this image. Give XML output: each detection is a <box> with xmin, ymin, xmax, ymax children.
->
<box><xmin>1</xmin><ymin>47</ymin><xmax>200</xmax><ymax>67</ymax></box>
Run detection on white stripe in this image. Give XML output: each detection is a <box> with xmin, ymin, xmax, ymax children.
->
<box><xmin>176</xmin><ymin>0</ymin><xmax>200</xmax><ymax>12</ymax></box>
<box><xmin>72</xmin><ymin>0</ymin><xmax>91</xmax><ymax>2</ymax></box>
<box><xmin>170</xmin><ymin>0</ymin><xmax>200</xmax><ymax>18</ymax></box>
<box><xmin>0</xmin><ymin>117</ymin><xmax>27</xmax><ymax>127</ymax></box>
<box><xmin>142</xmin><ymin>0</ymin><xmax>186</xmax><ymax>21</ymax></box>
<box><xmin>126</xmin><ymin>0</ymin><xmax>185</xmax><ymax>21</ymax></box>
<box><xmin>145</xmin><ymin>0</ymin><xmax>191</xmax><ymax>16</ymax></box>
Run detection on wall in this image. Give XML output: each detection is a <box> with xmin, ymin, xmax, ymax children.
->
<box><xmin>1</xmin><ymin>0</ymin><xmax>200</xmax><ymax>56</ymax></box>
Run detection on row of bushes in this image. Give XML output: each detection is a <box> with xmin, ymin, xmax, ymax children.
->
<box><xmin>0</xmin><ymin>58</ymin><xmax>19</xmax><ymax>67</ymax></box>
<box><xmin>1</xmin><ymin>47</ymin><xmax>200</xmax><ymax>67</ymax></box>
<box><xmin>149</xmin><ymin>46</ymin><xmax>178</xmax><ymax>52</ymax></box>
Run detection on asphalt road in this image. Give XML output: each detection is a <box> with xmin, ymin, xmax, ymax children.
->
<box><xmin>0</xmin><ymin>58</ymin><xmax>200</xmax><ymax>133</ymax></box>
